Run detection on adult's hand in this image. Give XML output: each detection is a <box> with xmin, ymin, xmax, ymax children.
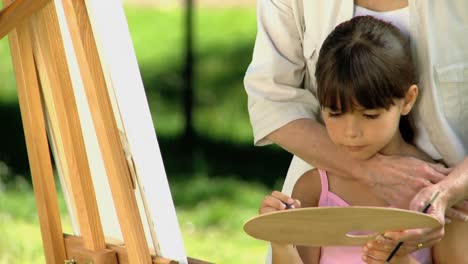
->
<box><xmin>410</xmin><ymin>187</ymin><xmax>468</xmax><ymax>224</ymax></box>
<box><xmin>373</xmin><ymin>158</ymin><xmax>468</xmax><ymax>253</ymax></box>
<box><xmin>374</xmin><ymin>192</ymin><xmax>447</xmax><ymax>256</ymax></box>
<box><xmin>357</xmin><ymin>153</ymin><xmax>451</xmax><ymax>209</ymax></box>
<box><xmin>409</xmin><ymin>158</ymin><xmax>468</xmax><ymax>222</ymax></box>
<box><xmin>362</xmin><ymin>237</ymin><xmax>422</xmax><ymax>264</ymax></box>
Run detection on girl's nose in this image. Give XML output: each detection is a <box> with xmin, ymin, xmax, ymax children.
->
<box><xmin>344</xmin><ymin>117</ymin><xmax>362</xmax><ymax>139</ymax></box>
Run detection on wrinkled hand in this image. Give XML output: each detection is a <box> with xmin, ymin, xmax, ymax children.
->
<box><xmin>362</xmin><ymin>236</ymin><xmax>422</xmax><ymax>264</ymax></box>
<box><xmin>364</xmin><ymin>177</ymin><xmax>468</xmax><ymax>262</ymax></box>
<box><xmin>259</xmin><ymin>191</ymin><xmax>301</xmax><ymax>215</ymax></box>
<box><xmin>373</xmin><ymin>188</ymin><xmax>447</xmax><ymax>257</ymax></box>
<box><xmin>361</xmin><ymin>154</ymin><xmax>451</xmax><ymax>209</ymax></box>
<box><xmin>410</xmin><ymin>169</ymin><xmax>468</xmax><ymax>222</ymax></box>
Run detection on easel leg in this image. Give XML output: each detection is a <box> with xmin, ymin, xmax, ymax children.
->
<box><xmin>5</xmin><ymin>4</ymin><xmax>66</xmax><ymax>263</ymax></box>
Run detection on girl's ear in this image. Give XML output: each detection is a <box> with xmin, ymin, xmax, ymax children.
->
<box><xmin>401</xmin><ymin>85</ymin><xmax>418</xmax><ymax>115</ymax></box>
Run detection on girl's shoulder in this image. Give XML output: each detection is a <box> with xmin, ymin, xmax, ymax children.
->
<box><xmin>292</xmin><ymin>169</ymin><xmax>322</xmax><ymax>208</ymax></box>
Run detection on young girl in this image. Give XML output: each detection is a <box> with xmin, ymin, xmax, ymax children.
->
<box><xmin>259</xmin><ymin>16</ymin><xmax>468</xmax><ymax>264</ymax></box>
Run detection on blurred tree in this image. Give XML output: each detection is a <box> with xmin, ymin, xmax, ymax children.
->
<box><xmin>183</xmin><ymin>0</ymin><xmax>194</xmax><ymax>145</ymax></box>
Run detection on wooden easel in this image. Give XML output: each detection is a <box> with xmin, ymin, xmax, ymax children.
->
<box><xmin>0</xmin><ymin>1</ymin><xmax>210</xmax><ymax>263</ymax></box>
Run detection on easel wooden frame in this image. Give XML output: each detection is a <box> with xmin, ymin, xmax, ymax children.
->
<box><xmin>0</xmin><ymin>1</ymin><xmax>210</xmax><ymax>263</ymax></box>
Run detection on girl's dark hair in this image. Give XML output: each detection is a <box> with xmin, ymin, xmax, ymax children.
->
<box><xmin>315</xmin><ymin>16</ymin><xmax>416</xmax><ymax>142</ymax></box>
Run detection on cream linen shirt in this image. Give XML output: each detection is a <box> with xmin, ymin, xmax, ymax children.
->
<box><xmin>244</xmin><ymin>0</ymin><xmax>468</xmax><ymax>168</ymax></box>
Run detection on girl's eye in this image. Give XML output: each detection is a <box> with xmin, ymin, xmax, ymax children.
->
<box><xmin>328</xmin><ymin>112</ymin><xmax>342</xmax><ymax>117</ymax></box>
<box><xmin>363</xmin><ymin>113</ymin><xmax>380</xmax><ymax>119</ymax></box>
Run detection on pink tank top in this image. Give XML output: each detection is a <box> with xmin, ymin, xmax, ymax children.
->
<box><xmin>317</xmin><ymin>169</ymin><xmax>433</xmax><ymax>264</ymax></box>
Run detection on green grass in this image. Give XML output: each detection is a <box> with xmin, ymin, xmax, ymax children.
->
<box><xmin>0</xmin><ymin>177</ymin><xmax>269</xmax><ymax>264</ymax></box>
<box><xmin>0</xmin><ymin>179</ymin><xmax>73</xmax><ymax>264</ymax></box>
<box><xmin>173</xmin><ymin>177</ymin><xmax>269</xmax><ymax>263</ymax></box>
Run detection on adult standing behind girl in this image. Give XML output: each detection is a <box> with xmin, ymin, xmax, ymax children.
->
<box><xmin>244</xmin><ymin>0</ymin><xmax>468</xmax><ymax>238</ymax></box>
<box><xmin>259</xmin><ymin>15</ymin><xmax>468</xmax><ymax>264</ymax></box>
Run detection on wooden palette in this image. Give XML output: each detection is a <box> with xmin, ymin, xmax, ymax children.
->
<box><xmin>244</xmin><ymin>207</ymin><xmax>441</xmax><ymax>246</ymax></box>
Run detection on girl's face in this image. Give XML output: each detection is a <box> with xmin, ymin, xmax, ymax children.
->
<box><xmin>322</xmin><ymin>99</ymin><xmax>406</xmax><ymax>160</ymax></box>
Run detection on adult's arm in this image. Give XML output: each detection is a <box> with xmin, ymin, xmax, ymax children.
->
<box><xmin>432</xmin><ymin>181</ymin><xmax>468</xmax><ymax>263</ymax></box>
<box><xmin>244</xmin><ymin>0</ymin><xmax>320</xmax><ymax>147</ymax></box>
<box><xmin>267</xmin><ymin>119</ymin><xmax>449</xmax><ymax>209</ymax></box>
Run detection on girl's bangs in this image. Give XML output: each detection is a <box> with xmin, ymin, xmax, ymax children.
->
<box><xmin>318</xmin><ymin>44</ymin><xmax>404</xmax><ymax>112</ymax></box>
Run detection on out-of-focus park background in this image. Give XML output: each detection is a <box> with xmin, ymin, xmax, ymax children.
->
<box><xmin>0</xmin><ymin>0</ymin><xmax>293</xmax><ymax>263</ymax></box>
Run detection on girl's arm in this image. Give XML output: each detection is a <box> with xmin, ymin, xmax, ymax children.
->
<box><xmin>259</xmin><ymin>170</ymin><xmax>322</xmax><ymax>264</ymax></box>
<box><xmin>271</xmin><ymin>243</ymin><xmax>305</xmax><ymax>264</ymax></box>
<box><xmin>290</xmin><ymin>170</ymin><xmax>322</xmax><ymax>264</ymax></box>
<box><xmin>259</xmin><ymin>190</ymin><xmax>306</xmax><ymax>264</ymax></box>
<box><xmin>271</xmin><ymin>243</ymin><xmax>321</xmax><ymax>264</ymax></box>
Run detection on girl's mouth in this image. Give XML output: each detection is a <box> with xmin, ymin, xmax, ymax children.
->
<box><xmin>345</xmin><ymin>145</ymin><xmax>366</xmax><ymax>152</ymax></box>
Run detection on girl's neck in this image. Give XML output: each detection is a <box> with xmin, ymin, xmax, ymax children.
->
<box><xmin>354</xmin><ymin>0</ymin><xmax>408</xmax><ymax>12</ymax></box>
<box><xmin>379</xmin><ymin>131</ymin><xmax>433</xmax><ymax>162</ymax></box>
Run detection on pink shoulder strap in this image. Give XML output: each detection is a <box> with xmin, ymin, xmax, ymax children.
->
<box><xmin>318</xmin><ymin>169</ymin><xmax>329</xmax><ymax>206</ymax></box>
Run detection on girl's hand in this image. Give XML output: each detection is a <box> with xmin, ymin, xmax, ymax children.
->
<box><xmin>362</xmin><ymin>238</ymin><xmax>420</xmax><ymax>264</ymax></box>
<box><xmin>259</xmin><ymin>191</ymin><xmax>301</xmax><ymax>215</ymax></box>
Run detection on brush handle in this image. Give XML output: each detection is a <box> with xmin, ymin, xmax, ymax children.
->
<box><xmin>385</xmin><ymin>241</ymin><xmax>403</xmax><ymax>263</ymax></box>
